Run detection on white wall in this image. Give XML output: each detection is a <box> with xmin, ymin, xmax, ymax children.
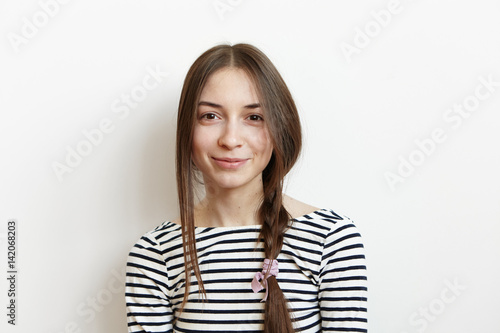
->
<box><xmin>1</xmin><ymin>1</ymin><xmax>499</xmax><ymax>332</ymax></box>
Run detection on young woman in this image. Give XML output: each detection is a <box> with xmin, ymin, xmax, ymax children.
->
<box><xmin>126</xmin><ymin>44</ymin><xmax>367</xmax><ymax>332</ymax></box>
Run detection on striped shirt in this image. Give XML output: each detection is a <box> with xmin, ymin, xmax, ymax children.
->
<box><xmin>126</xmin><ymin>209</ymin><xmax>368</xmax><ymax>332</ymax></box>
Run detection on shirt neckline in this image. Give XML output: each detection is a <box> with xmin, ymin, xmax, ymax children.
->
<box><xmin>164</xmin><ymin>208</ymin><xmax>329</xmax><ymax>231</ymax></box>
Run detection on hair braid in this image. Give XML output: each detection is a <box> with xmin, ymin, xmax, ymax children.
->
<box><xmin>258</xmin><ymin>159</ymin><xmax>295</xmax><ymax>333</ymax></box>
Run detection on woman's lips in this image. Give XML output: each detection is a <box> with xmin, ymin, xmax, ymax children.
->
<box><xmin>212</xmin><ymin>157</ymin><xmax>249</xmax><ymax>169</ymax></box>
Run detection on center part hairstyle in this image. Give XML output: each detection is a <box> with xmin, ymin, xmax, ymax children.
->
<box><xmin>176</xmin><ymin>43</ymin><xmax>302</xmax><ymax>332</ymax></box>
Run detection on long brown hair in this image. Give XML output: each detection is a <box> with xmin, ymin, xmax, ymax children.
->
<box><xmin>176</xmin><ymin>43</ymin><xmax>302</xmax><ymax>332</ymax></box>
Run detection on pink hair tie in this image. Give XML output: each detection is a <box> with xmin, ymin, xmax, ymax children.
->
<box><xmin>251</xmin><ymin>259</ymin><xmax>279</xmax><ymax>302</ymax></box>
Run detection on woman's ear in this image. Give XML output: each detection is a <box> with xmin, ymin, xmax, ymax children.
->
<box><xmin>190</xmin><ymin>156</ymin><xmax>198</xmax><ymax>170</ymax></box>
<box><xmin>190</xmin><ymin>157</ymin><xmax>205</xmax><ymax>185</ymax></box>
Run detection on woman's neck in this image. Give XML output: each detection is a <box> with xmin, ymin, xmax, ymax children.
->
<box><xmin>194</xmin><ymin>185</ymin><xmax>264</xmax><ymax>228</ymax></box>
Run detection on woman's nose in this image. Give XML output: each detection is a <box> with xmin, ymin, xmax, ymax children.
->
<box><xmin>218</xmin><ymin>121</ymin><xmax>243</xmax><ymax>150</ymax></box>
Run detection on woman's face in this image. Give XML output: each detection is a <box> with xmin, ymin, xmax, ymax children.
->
<box><xmin>191</xmin><ymin>67</ymin><xmax>273</xmax><ymax>193</ymax></box>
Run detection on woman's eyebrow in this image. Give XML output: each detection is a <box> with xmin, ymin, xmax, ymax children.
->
<box><xmin>244</xmin><ymin>103</ymin><xmax>261</xmax><ymax>109</ymax></box>
<box><xmin>198</xmin><ymin>101</ymin><xmax>261</xmax><ymax>109</ymax></box>
<box><xmin>198</xmin><ymin>101</ymin><xmax>222</xmax><ymax>108</ymax></box>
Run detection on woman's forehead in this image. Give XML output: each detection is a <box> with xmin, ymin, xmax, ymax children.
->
<box><xmin>199</xmin><ymin>68</ymin><xmax>261</xmax><ymax>106</ymax></box>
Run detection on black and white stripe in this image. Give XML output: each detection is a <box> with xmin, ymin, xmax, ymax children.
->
<box><xmin>126</xmin><ymin>209</ymin><xmax>367</xmax><ymax>332</ymax></box>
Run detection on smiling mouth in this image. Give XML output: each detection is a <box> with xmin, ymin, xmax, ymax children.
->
<box><xmin>212</xmin><ymin>157</ymin><xmax>249</xmax><ymax>169</ymax></box>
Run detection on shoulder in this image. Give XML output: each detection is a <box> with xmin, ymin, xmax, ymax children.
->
<box><xmin>127</xmin><ymin>221</ymin><xmax>185</xmax><ymax>277</ymax></box>
<box><xmin>288</xmin><ymin>204</ymin><xmax>362</xmax><ymax>245</ymax></box>
<box><xmin>129</xmin><ymin>220</ymin><xmax>183</xmax><ymax>255</ymax></box>
<box><xmin>283</xmin><ymin>195</ymin><xmax>354</xmax><ymax>234</ymax></box>
<box><xmin>283</xmin><ymin>195</ymin><xmax>320</xmax><ymax>219</ymax></box>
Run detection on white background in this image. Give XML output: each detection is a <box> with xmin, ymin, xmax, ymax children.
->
<box><xmin>1</xmin><ymin>0</ymin><xmax>499</xmax><ymax>332</ymax></box>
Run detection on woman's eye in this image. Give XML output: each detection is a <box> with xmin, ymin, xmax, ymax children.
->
<box><xmin>248</xmin><ymin>114</ymin><xmax>263</xmax><ymax>121</ymax></box>
<box><xmin>201</xmin><ymin>113</ymin><xmax>218</xmax><ymax>120</ymax></box>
